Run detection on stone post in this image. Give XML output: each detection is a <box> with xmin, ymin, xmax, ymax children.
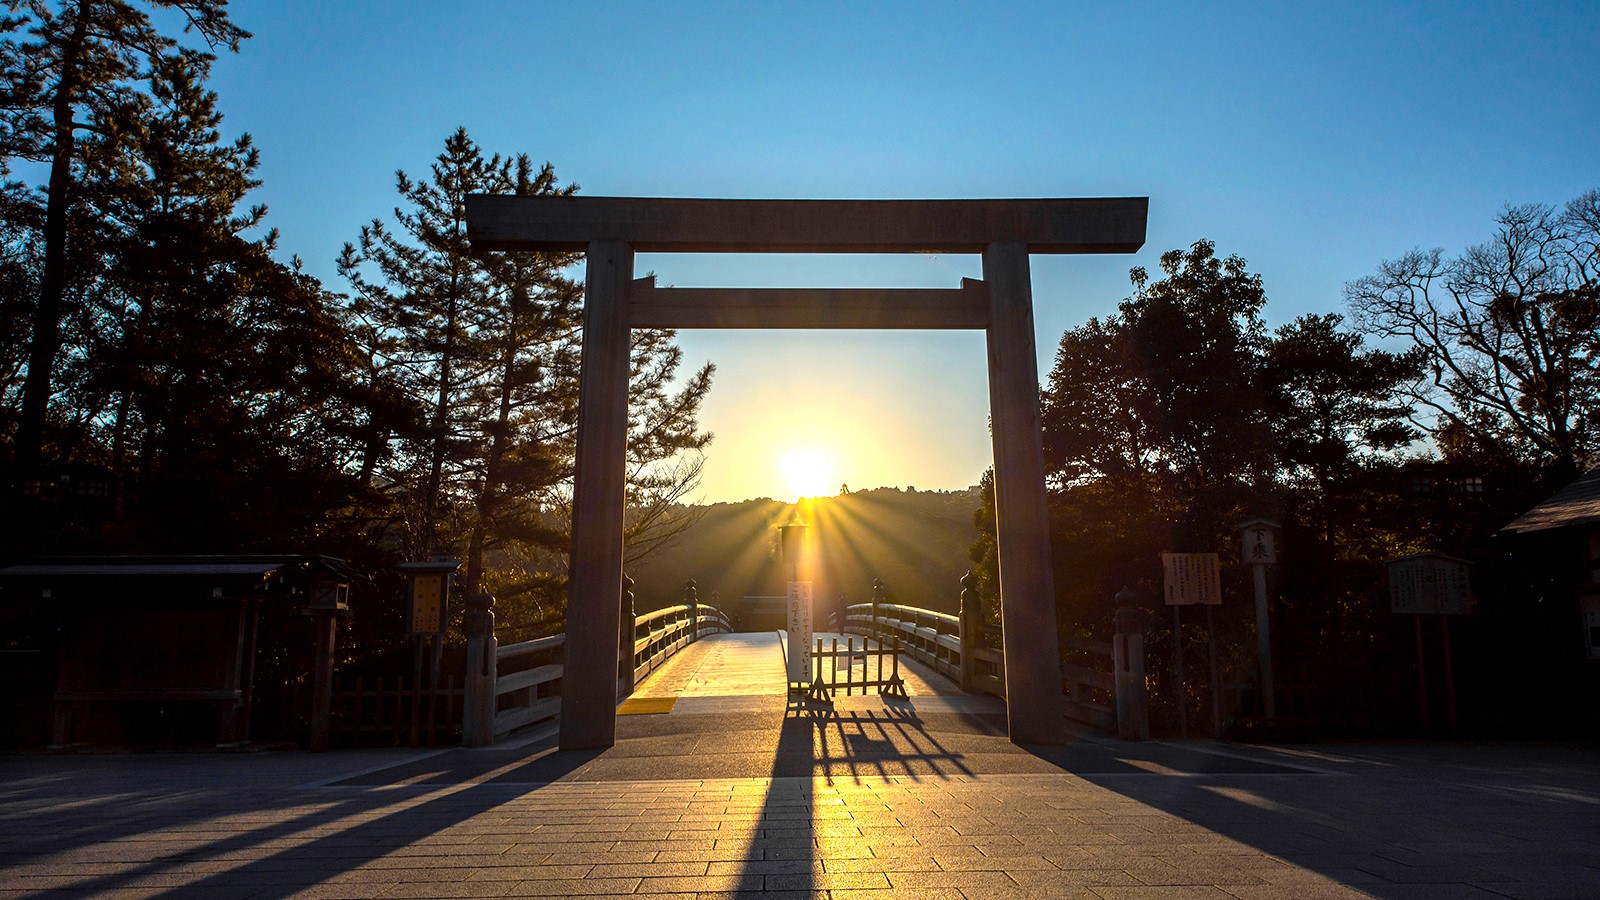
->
<box><xmin>462</xmin><ymin>592</ymin><xmax>498</xmax><ymax>747</ymax></box>
<box><xmin>1113</xmin><ymin>592</ymin><xmax>1149</xmax><ymax>741</ymax></box>
<box><xmin>959</xmin><ymin>572</ymin><xmax>980</xmax><ymax>692</ymax></box>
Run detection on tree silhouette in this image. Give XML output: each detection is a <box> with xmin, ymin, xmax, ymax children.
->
<box><xmin>1346</xmin><ymin>189</ymin><xmax>1600</xmax><ymax>482</ymax></box>
<box><xmin>2</xmin><ymin>0</ymin><xmax>248</xmax><ymax>468</ymax></box>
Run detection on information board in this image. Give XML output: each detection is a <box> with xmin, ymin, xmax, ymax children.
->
<box><xmin>786</xmin><ymin>580</ymin><xmax>814</xmax><ymax>682</ymax></box>
<box><xmin>410</xmin><ymin>573</ymin><xmax>444</xmax><ymax>634</ymax></box>
<box><xmin>1162</xmin><ymin>552</ymin><xmax>1222</xmax><ymax>606</ymax></box>
<box><xmin>1387</xmin><ymin>554</ymin><xmax>1471</xmax><ymax>615</ymax></box>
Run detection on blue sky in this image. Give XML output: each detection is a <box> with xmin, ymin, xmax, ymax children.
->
<box><xmin>204</xmin><ymin>1</ymin><xmax>1598</xmax><ymax>502</ymax></box>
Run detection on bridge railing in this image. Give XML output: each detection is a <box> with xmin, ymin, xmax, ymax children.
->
<box><xmin>628</xmin><ymin>598</ymin><xmax>732</xmax><ymax>685</ymax></box>
<box><xmin>844</xmin><ymin>573</ymin><xmax>1149</xmax><ymax>740</ymax></box>
<box><xmin>462</xmin><ymin>579</ymin><xmax>731</xmax><ymax>746</ymax></box>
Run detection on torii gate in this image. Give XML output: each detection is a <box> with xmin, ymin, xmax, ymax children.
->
<box><xmin>466</xmin><ymin>196</ymin><xmax>1148</xmax><ymax>749</ymax></box>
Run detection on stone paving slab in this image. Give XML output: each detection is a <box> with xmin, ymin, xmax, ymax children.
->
<box><xmin>4</xmin><ymin>633</ymin><xmax>1599</xmax><ymax>898</ymax></box>
<box><xmin>2</xmin><ymin>741</ymin><xmax>1598</xmax><ymax>898</ymax></box>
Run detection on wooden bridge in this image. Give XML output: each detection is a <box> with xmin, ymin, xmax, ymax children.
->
<box><xmin>461</xmin><ymin>576</ymin><xmax>1149</xmax><ymax>748</ymax></box>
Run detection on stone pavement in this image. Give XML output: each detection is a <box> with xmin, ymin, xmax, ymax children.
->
<box><xmin>2</xmin><ymin>632</ymin><xmax>1598</xmax><ymax>899</ymax></box>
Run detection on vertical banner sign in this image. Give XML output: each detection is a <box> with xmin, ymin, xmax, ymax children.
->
<box><xmin>410</xmin><ymin>574</ymin><xmax>444</xmax><ymax>634</ymax></box>
<box><xmin>1161</xmin><ymin>553</ymin><xmax>1222</xmax><ymax>605</ymax></box>
<box><xmin>786</xmin><ymin>580</ymin><xmax>814</xmax><ymax>682</ymax></box>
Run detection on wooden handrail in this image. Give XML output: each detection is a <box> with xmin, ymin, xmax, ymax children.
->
<box><xmin>496</xmin><ymin>634</ymin><xmax>564</xmax><ymax>666</ymax></box>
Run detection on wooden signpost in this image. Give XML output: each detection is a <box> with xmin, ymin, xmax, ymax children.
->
<box><xmin>1162</xmin><ymin>552</ymin><xmax>1222</xmax><ymax>738</ymax></box>
<box><xmin>781</xmin><ymin>523</ymin><xmax>813</xmax><ymax>690</ymax></box>
<box><xmin>1388</xmin><ymin>553</ymin><xmax>1471</xmax><ymax>732</ymax></box>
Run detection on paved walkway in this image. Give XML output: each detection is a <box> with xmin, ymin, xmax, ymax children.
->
<box><xmin>2</xmin><ymin>632</ymin><xmax>1598</xmax><ymax>898</ymax></box>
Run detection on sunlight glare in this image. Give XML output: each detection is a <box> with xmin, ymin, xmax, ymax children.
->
<box><xmin>780</xmin><ymin>447</ymin><xmax>838</xmax><ymax>499</ymax></box>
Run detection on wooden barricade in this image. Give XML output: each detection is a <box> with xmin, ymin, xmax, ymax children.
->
<box><xmin>792</xmin><ymin>634</ymin><xmax>908</xmax><ymax>704</ymax></box>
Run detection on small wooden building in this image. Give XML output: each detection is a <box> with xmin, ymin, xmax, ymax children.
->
<box><xmin>0</xmin><ymin>556</ymin><xmax>353</xmax><ymax>749</ymax></box>
<box><xmin>1502</xmin><ymin>468</ymin><xmax>1600</xmax><ymax>663</ymax></box>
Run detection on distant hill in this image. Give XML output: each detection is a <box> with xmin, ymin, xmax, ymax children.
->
<box><xmin>626</xmin><ymin>486</ymin><xmax>982</xmax><ymax>629</ymax></box>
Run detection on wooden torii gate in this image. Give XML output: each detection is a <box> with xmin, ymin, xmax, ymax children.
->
<box><xmin>465</xmin><ymin>196</ymin><xmax>1148</xmax><ymax>749</ymax></box>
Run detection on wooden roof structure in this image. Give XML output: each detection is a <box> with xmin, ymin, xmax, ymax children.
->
<box><xmin>1501</xmin><ymin>468</ymin><xmax>1600</xmax><ymax>533</ymax></box>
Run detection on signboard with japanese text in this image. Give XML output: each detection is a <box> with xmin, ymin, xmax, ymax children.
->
<box><xmin>1162</xmin><ymin>553</ymin><xmax>1222</xmax><ymax>606</ymax></box>
<box><xmin>1240</xmin><ymin>521</ymin><xmax>1279</xmax><ymax>565</ymax></box>
<box><xmin>410</xmin><ymin>573</ymin><xmax>444</xmax><ymax>634</ymax></box>
<box><xmin>786</xmin><ymin>580</ymin><xmax>814</xmax><ymax>682</ymax></box>
<box><xmin>1387</xmin><ymin>554</ymin><xmax>1472</xmax><ymax>615</ymax></box>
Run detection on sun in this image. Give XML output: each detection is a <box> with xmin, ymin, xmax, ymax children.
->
<box><xmin>779</xmin><ymin>447</ymin><xmax>838</xmax><ymax>499</ymax></box>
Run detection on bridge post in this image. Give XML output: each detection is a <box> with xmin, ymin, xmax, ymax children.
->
<box><xmin>463</xmin><ymin>592</ymin><xmax>498</xmax><ymax>747</ymax></box>
<box><xmin>959</xmin><ymin>572</ymin><xmax>980</xmax><ymax>692</ymax></box>
<box><xmin>983</xmin><ymin>240</ymin><xmax>1067</xmax><ymax>745</ymax></box>
<box><xmin>561</xmin><ymin>239</ymin><xmax>633</xmax><ymax>750</ymax></box>
<box><xmin>870</xmin><ymin>578</ymin><xmax>885</xmax><ymax>644</ymax></box>
<box><xmin>685</xmin><ymin>579</ymin><xmax>699</xmax><ymax>639</ymax></box>
<box><xmin>618</xmin><ymin>575</ymin><xmax>636</xmax><ymax>695</ymax></box>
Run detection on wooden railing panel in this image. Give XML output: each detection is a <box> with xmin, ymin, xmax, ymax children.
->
<box><xmin>480</xmin><ymin>601</ymin><xmax>731</xmax><ymax>744</ymax></box>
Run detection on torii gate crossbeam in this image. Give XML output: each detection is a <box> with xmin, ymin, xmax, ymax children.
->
<box><xmin>465</xmin><ymin>195</ymin><xmax>1148</xmax><ymax>750</ymax></box>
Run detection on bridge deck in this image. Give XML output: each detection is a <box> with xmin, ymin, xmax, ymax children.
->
<box><xmin>629</xmin><ymin>631</ymin><xmax>964</xmax><ymax>712</ymax></box>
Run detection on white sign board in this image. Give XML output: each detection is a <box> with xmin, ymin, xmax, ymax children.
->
<box><xmin>1388</xmin><ymin>555</ymin><xmax>1472</xmax><ymax>615</ymax></box>
<box><xmin>1162</xmin><ymin>553</ymin><xmax>1222</xmax><ymax>606</ymax></box>
<box><xmin>1242</xmin><ymin>525</ymin><xmax>1278</xmax><ymax>565</ymax></box>
<box><xmin>1579</xmin><ymin>594</ymin><xmax>1600</xmax><ymax>661</ymax></box>
<box><xmin>786</xmin><ymin>580</ymin><xmax>814</xmax><ymax>682</ymax></box>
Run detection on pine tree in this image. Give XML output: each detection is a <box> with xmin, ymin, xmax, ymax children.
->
<box><xmin>61</xmin><ymin>52</ymin><xmax>366</xmax><ymax>551</ymax></box>
<box><xmin>341</xmin><ymin>130</ymin><xmax>715</xmax><ymax>637</ymax></box>
<box><xmin>1</xmin><ymin>0</ymin><xmax>248</xmax><ymax>468</ymax></box>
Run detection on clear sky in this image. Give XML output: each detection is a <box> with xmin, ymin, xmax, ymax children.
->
<box><xmin>204</xmin><ymin>1</ymin><xmax>1598</xmax><ymax>503</ymax></box>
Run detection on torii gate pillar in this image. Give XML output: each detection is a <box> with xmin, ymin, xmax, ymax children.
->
<box><xmin>561</xmin><ymin>240</ymin><xmax>634</xmax><ymax>750</ymax></box>
<box><xmin>983</xmin><ymin>241</ymin><xmax>1065</xmax><ymax>744</ymax></box>
<box><xmin>466</xmin><ymin>196</ymin><xmax>1148</xmax><ymax>750</ymax></box>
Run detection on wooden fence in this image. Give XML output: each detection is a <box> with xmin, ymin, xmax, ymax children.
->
<box><xmin>330</xmin><ymin>674</ymin><xmax>462</xmax><ymax>747</ymax></box>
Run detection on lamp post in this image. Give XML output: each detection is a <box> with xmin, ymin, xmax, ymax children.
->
<box><xmin>306</xmin><ymin>566</ymin><xmax>351</xmax><ymax>752</ymax></box>
<box><xmin>398</xmin><ymin>558</ymin><xmax>457</xmax><ymax>745</ymax></box>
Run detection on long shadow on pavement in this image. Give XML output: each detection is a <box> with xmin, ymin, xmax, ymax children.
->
<box><xmin>1048</xmin><ymin>740</ymin><xmax>1600</xmax><ymax>899</ymax></box>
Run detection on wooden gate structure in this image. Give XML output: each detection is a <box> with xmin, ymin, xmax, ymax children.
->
<box><xmin>466</xmin><ymin>196</ymin><xmax>1148</xmax><ymax>749</ymax></box>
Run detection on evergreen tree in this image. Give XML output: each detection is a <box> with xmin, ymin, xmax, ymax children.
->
<box><xmin>0</xmin><ymin>0</ymin><xmax>247</xmax><ymax>468</ymax></box>
<box><xmin>1265</xmin><ymin>312</ymin><xmax>1422</xmax><ymax>543</ymax></box>
<box><xmin>53</xmin><ymin>53</ymin><xmax>367</xmax><ymax>551</ymax></box>
<box><xmin>1042</xmin><ymin>240</ymin><xmax>1276</xmax><ymax>548</ymax></box>
<box><xmin>339</xmin><ymin>128</ymin><xmax>503</xmax><ymax>559</ymax></box>
<box><xmin>341</xmin><ymin>130</ymin><xmax>715</xmax><ymax>638</ymax></box>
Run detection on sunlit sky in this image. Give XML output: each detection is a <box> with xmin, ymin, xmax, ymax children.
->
<box><xmin>204</xmin><ymin>1</ymin><xmax>1597</xmax><ymax>503</ymax></box>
